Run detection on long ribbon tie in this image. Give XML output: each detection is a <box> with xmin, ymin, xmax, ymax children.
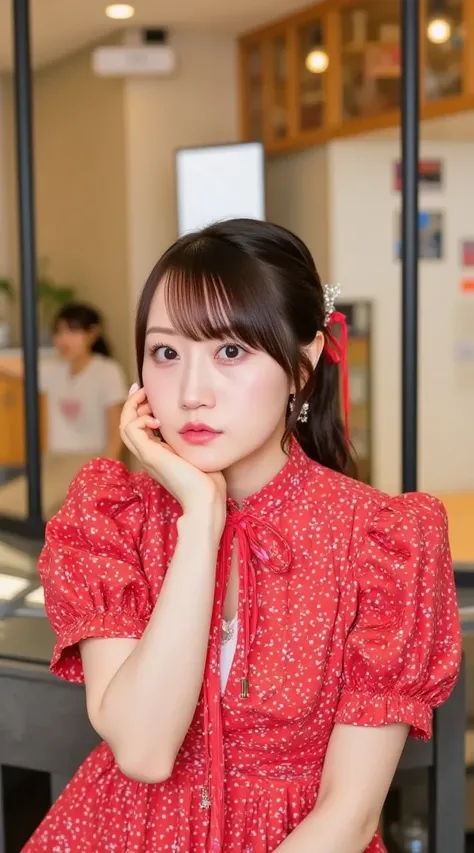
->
<box><xmin>324</xmin><ymin>309</ymin><xmax>350</xmax><ymax>443</ymax></box>
<box><xmin>201</xmin><ymin>513</ymin><xmax>292</xmax><ymax>852</ymax></box>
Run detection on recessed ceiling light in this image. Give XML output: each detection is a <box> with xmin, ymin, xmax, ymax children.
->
<box><xmin>105</xmin><ymin>4</ymin><xmax>135</xmax><ymax>20</ymax></box>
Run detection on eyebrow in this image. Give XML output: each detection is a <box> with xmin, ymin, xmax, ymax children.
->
<box><xmin>146</xmin><ymin>326</ymin><xmax>177</xmax><ymax>336</ymax></box>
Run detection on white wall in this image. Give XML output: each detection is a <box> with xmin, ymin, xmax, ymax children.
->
<box><xmin>266</xmin><ymin>146</ymin><xmax>330</xmax><ymax>282</ymax></box>
<box><xmin>328</xmin><ymin>138</ymin><xmax>474</xmax><ymax>494</ymax></box>
<box><xmin>124</xmin><ymin>28</ymin><xmax>239</xmax><ymax>368</ymax></box>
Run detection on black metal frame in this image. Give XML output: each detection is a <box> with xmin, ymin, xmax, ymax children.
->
<box><xmin>401</xmin><ymin>0</ymin><xmax>419</xmax><ymax>495</ymax></box>
<box><xmin>400</xmin><ymin>3</ymin><xmax>466</xmax><ymax>850</ymax></box>
<box><xmin>0</xmin><ymin>0</ymin><xmax>43</xmax><ymax>542</ymax></box>
<box><xmin>0</xmin><ymin>514</ymin><xmax>45</xmax><ymax>540</ymax></box>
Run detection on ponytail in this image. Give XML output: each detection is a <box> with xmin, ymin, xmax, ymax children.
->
<box><xmin>285</xmin><ymin>356</ymin><xmax>357</xmax><ymax>478</ymax></box>
<box><xmin>92</xmin><ymin>335</ymin><xmax>111</xmax><ymax>357</ymax></box>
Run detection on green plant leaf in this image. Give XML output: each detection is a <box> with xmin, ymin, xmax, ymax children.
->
<box><xmin>0</xmin><ymin>277</ymin><xmax>15</xmax><ymax>300</ymax></box>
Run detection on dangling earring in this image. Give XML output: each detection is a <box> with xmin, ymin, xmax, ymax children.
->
<box><xmin>288</xmin><ymin>395</ymin><xmax>309</xmax><ymax>423</ymax></box>
<box><xmin>298</xmin><ymin>402</ymin><xmax>309</xmax><ymax>423</ymax></box>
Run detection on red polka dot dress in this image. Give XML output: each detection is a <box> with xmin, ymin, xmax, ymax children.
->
<box><xmin>23</xmin><ymin>440</ymin><xmax>461</xmax><ymax>853</ymax></box>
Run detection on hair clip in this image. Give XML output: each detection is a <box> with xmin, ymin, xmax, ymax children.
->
<box><xmin>323</xmin><ymin>283</ymin><xmax>341</xmax><ymax>326</ymax></box>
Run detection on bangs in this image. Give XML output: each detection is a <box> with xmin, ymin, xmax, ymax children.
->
<box><xmin>53</xmin><ymin>316</ymin><xmax>80</xmax><ymax>332</ymax></box>
<box><xmin>161</xmin><ymin>240</ymin><xmax>292</xmax><ymax>361</ymax></box>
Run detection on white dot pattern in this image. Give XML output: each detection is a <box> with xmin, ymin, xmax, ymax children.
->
<box><xmin>22</xmin><ymin>441</ymin><xmax>461</xmax><ymax>853</ymax></box>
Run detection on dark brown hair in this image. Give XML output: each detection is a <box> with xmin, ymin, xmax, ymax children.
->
<box><xmin>135</xmin><ymin>219</ymin><xmax>356</xmax><ymax>476</ymax></box>
<box><xmin>53</xmin><ymin>303</ymin><xmax>111</xmax><ymax>357</ymax></box>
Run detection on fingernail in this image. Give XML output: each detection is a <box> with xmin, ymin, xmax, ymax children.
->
<box><xmin>129</xmin><ymin>383</ymin><xmax>139</xmax><ymax>395</ymax></box>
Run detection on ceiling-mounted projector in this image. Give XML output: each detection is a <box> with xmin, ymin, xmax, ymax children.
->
<box><xmin>92</xmin><ymin>28</ymin><xmax>176</xmax><ymax>77</ymax></box>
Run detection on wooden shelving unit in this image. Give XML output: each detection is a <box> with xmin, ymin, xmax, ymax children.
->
<box><xmin>239</xmin><ymin>0</ymin><xmax>470</xmax><ymax>154</ymax></box>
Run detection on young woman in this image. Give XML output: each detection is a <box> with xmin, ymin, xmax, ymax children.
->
<box><xmin>40</xmin><ymin>303</ymin><xmax>127</xmax><ymax>459</ymax></box>
<box><xmin>24</xmin><ymin>220</ymin><xmax>461</xmax><ymax>853</ymax></box>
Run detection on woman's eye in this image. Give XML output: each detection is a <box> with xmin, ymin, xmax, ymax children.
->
<box><xmin>151</xmin><ymin>345</ymin><xmax>178</xmax><ymax>362</ymax></box>
<box><xmin>218</xmin><ymin>344</ymin><xmax>246</xmax><ymax>361</ymax></box>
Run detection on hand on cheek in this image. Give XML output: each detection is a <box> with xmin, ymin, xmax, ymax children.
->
<box><xmin>128</xmin><ymin>384</ymin><xmax>156</xmax><ymax>420</ymax></box>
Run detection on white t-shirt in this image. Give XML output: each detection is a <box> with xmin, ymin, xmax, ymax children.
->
<box><xmin>40</xmin><ymin>354</ymin><xmax>128</xmax><ymax>454</ymax></box>
<box><xmin>220</xmin><ymin>615</ymin><xmax>238</xmax><ymax>694</ymax></box>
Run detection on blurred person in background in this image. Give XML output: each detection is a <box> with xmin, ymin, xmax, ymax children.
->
<box><xmin>40</xmin><ymin>303</ymin><xmax>127</xmax><ymax>460</ymax></box>
<box><xmin>6</xmin><ymin>302</ymin><xmax>127</xmax><ymax>460</ymax></box>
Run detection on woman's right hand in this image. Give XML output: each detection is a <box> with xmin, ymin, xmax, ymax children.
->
<box><xmin>120</xmin><ymin>386</ymin><xmax>227</xmax><ymax>538</ymax></box>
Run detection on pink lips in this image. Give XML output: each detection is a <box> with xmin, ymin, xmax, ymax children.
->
<box><xmin>179</xmin><ymin>422</ymin><xmax>222</xmax><ymax>445</ymax></box>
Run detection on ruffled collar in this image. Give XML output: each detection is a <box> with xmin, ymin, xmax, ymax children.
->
<box><xmin>225</xmin><ymin>437</ymin><xmax>310</xmax><ymax>520</ymax></box>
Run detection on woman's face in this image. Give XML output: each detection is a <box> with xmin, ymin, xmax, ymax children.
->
<box><xmin>141</xmin><ymin>282</ymin><xmax>292</xmax><ymax>473</ymax></box>
<box><xmin>53</xmin><ymin>321</ymin><xmax>95</xmax><ymax>363</ymax></box>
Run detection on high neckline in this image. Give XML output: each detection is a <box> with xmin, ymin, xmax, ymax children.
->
<box><xmin>225</xmin><ymin>438</ymin><xmax>310</xmax><ymax>519</ymax></box>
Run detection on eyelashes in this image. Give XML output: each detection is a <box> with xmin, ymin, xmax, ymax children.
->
<box><xmin>147</xmin><ymin>343</ymin><xmax>177</xmax><ymax>362</ymax></box>
<box><xmin>147</xmin><ymin>341</ymin><xmax>250</xmax><ymax>364</ymax></box>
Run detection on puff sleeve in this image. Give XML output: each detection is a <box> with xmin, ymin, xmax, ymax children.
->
<box><xmin>335</xmin><ymin>493</ymin><xmax>461</xmax><ymax>740</ymax></box>
<box><xmin>38</xmin><ymin>458</ymin><xmax>152</xmax><ymax>683</ymax></box>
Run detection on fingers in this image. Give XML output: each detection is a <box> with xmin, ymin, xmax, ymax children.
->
<box><xmin>120</xmin><ymin>413</ymin><xmax>161</xmax><ymax>455</ymax></box>
<box><xmin>129</xmin><ymin>414</ymin><xmax>160</xmax><ymax>432</ymax></box>
<box><xmin>121</xmin><ymin>385</ymin><xmax>147</xmax><ymax>429</ymax></box>
<box><xmin>137</xmin><ymin>402</ymin><xmax>153</xmax><ymax>418</ymax></box>
<box><xmin>120</xmin><ymin>385</ymin><xmax>162</xmax><ymax>459</ymax></box>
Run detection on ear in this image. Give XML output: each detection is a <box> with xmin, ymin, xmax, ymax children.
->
<box><xmin>290</xmin><ymin>331</ymin><xmax>325</xmax><ymax>393</ymax></box>
<box><xmin>305</xmin><ymin>330</ymin><xmax>325</xmax><ymax>369</ymax></box>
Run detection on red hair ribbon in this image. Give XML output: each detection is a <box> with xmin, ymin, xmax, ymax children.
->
<box><xmin>323</xmin><ymin>310</ymin><xmax>350</xmax><ymax>443</ymax></box>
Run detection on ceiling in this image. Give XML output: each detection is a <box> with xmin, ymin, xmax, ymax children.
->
<box><xmin>0</xmin><ymin>0</ymin><xmax>311</xmax><ymax>72</ymax></box>
<box><xmin>2</xmin><ymin>2</ymin><xmax>473</xmax><ymax>141</ymax></box>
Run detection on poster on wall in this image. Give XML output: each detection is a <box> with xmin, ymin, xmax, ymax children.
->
<box><xmin>461</xmin><ymin>240</ymin><xmax>474</xmax><ymax>267</ymax></box>
<box><xmin>394</xmin><ymin>210</ymin><xmax>444</xmax><ymax>260</ymax></box>
<box><xmin>393</xmin><ymin>159</ymin><xmax>443</xmax><ymax>192</ymax></box>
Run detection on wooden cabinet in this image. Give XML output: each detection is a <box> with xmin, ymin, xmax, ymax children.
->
<box><xmin>0</xmin><ymin>373</ymin><xmax>47</xmax><ymax>466</ymax></box>
<box><xmin>239</xmin><ymin>0</ymin><xmax>474</xmax><ymax>154</ymax></box>
<box><xmin>298</xmin><ymin>19</ymin><xmax>328</xmax><ymax>133</ymax></box>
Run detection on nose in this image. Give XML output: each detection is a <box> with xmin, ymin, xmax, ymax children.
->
<box><xmin>179</xmin><ymin>357</ymin><xmax>215</xmax><ymax>411</ymax></box>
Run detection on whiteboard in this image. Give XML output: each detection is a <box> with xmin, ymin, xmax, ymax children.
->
<box><xmin>175</xmin><ymin>142</ymin><xmax>265</xmax><ymax>236</ymax></box>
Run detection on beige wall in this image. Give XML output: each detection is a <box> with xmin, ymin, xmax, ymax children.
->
<box><xmin>34</xmin><ymin>50</ymin><xmax>130</xmax><ymax>370</ymax></box>
<box><xmin>4</xmin><ymin>29</ymin><xmax>239</xmax><ymax>375</ymax></box>
<box><xmin>266</xmin><ymin>146</ymin><xmax>330</xmax><ymax>283</ymax></box>
<box><xmin>124</xmin><ymin>28</ymin><xmax>239</xmax><ymax>373</ymax></box>
<box><xmin>5</xmin><ymin>50</ymin><xmax>131</xmax><ymax>371</ymax></box>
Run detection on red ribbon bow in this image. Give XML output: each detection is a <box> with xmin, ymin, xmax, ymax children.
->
<box><xmin>202</xmin><ymin>512</ymin><xmax>292</xmax><ymax>851</ymax></box>
<box><xmin>323</xmin><ymin>309</ymin><xmax>350</xmax><ymax>443</ymax></box>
